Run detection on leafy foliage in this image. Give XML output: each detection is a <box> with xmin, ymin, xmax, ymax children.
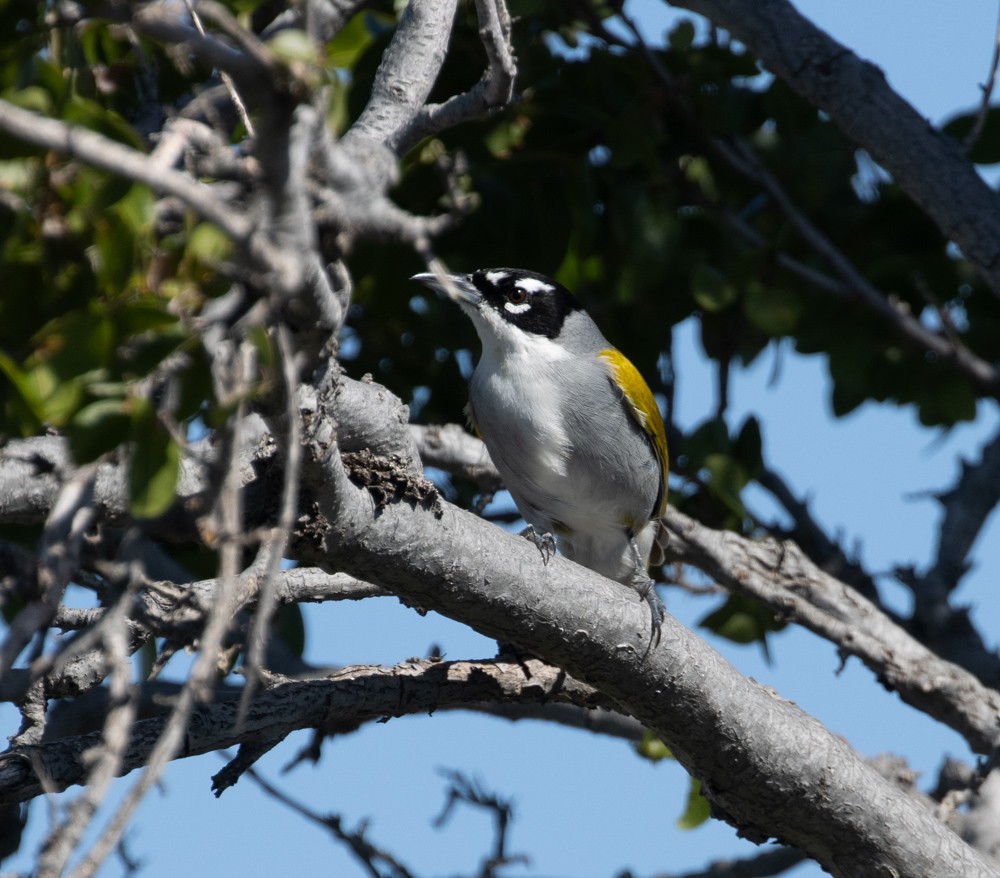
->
<box><xmin>0</xmin><ymin>1</ymin><xmax>997</xmax><ymax>873</ymax></box>
<box><xmin>3</xmin><ymin>0</ymin><xmax>996</xmax><ymax>659</ymax></box>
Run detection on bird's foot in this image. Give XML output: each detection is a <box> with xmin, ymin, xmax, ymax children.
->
<box><xmin>520</xmin><ymin>525</ymin><xmax>556</xmax><ymax>565</ymax></box>
<box><xmin>631</xmin><ymin>569</ymin><xmax>665</xmax><ymax>650</ymax></box>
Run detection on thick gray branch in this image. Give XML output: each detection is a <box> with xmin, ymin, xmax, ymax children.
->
<box><xmin>670</xmin><ymin>0</ymin><xmax>1000</xmax><ymax>296</ymax></box>
<box><xmin>297</xmin><ymin>395</ymin><xmax>997</xmax><ymax>877</ymax></box>
<box><xmin>343</xmin><ymin>0</ymin><xmax>458</xmax><ymax>153</ymax></box>
<box><xmin>396</xmin><ymin>0</ymin><xmax>516</xmax><ymax>154</ymax></box>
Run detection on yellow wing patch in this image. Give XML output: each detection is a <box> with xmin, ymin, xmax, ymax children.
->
<box><xmin>598</xmin><ymin>348</ymin><xmax>670</xmax><ymax>518</ymax></box>
<box><xmin>463</xmin><ymin>398</ymin><xmax>483</xmax><ymax>440</ymax></box>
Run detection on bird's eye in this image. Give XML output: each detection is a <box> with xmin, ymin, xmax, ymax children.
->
<box><xmin>507</xmin><ymin>287</ymin><xmax>528</xmax><ymax>305</ymax></box>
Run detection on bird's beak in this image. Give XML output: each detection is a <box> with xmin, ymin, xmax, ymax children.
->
<box><xmin>410</xmin><ymin>271</ymin><xmax>481</xmax><ymax>307</ymax></box>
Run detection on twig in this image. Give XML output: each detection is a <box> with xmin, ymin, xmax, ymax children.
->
<box><xmin>243</xmin><ymin>766</ymin><xmax>418</xmax><ymax>878</ymax></box>
<box><xmin>755</xmin><ymin>466</ymin><xmax>882</xmax><ymax>605</ymax></box>
<box><xmin>434</xmin><ymin>769</ymin><xmax>525</xmax><ymax>877</ymax></box>
<box><xmin>211</xmin><ymin>740</ymin><xmax>281</xmax><ymax>796</ymax></box>
<box><xmin>65</xmin><ymin>347</ymin><xmax>254</xmax><ymax>878</ymax></box>
<box><xmin>183</xmin><ymin>0</ymin><xmax>256</xmax><ymax>137</ymax></box>
<box><xmin>895</xmin><ymin>423</ymin><xmax>1000</xmax><ymax>685</ymax></box>
<box><xmin>36</xmin><ymin>614</ymin><xmax>137</xmax><ymax>878</ymax></box>
<box><xmin>0</xmin><ymin>567</ymin><xmax>388</xmax><ymax>707</ymax></box>
<box><xmin>0</xmin><ymin>465</ymin><xmax>97</xmax><ymax>682</ymax></box>
<box><xmin>664</xmin><ymin>0</ymin><xmax>1000</xmax><ymax>297</ymax></box>
<box><xmin>919</xmin><ymin>424</ymin><xmax>1000</xmax><ymax>606</ymax></box>
<box><xmin>963</xmin><ymin>2</ymin><xmax>1000</xmax><ymax>153</ymax></box>
<box><xmin>129</xmin><ymin>3</ymin><xmax>270</xmax><ymax>91</ymax></box>
<box><xmin>238</xmin><ymin>324</ymin><xmax>302</xmax><ymax>724</ymax></box>
<box><xmin>719</xmin><ymin>137</ymin><xmax>1000</xmax><ymax>392</ymax></box>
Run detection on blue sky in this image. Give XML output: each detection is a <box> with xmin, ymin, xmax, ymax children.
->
<box><xmin>5</xmin><ymin>3</ymin><xmax>1000</xmax><ymax>877</ymax></box>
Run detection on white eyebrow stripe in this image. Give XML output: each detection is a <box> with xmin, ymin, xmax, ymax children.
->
<box><xmin>515</xmin><ymin>277</ymin><xmax>555</xmax><ymax>294</ymax></box>
<box><xmin>485</xmin><ymin>270</ymin><xmax>510</xmax><ymax>284</ymax></box>
<box><xmin>504</xmin><ymin>301</ymin><xmax>532</xmax><ymax>314</ymax></box>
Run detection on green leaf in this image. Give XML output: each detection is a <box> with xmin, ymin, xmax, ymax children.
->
<box><xmin>187</xmin><ymin>223</ymin><xmax>232</xmax><ymax>264</ymax></box>
<box><xmin>699</xmin><ymin>593</ymin><xmax>786</xmax><ymax>660</ymax></box>
<box><xmin>676</xmin><ymin>778</ymin><xmax>710</xmax><ymax>830</ymax></box>
<box><xmin>268</xmin><ymin>29</ymin><xmax>318</xmax><ymax>66</ymax></box>
<box><xmin>114</xmin><ymin>183</ymin><xmax>155</xmax><ymax>235</ymax></box>
<box><xmin>2</xmin><ymin>594</ymin><xmax>26</xmax><ymax>624</ymax></box>
<box><xmin>827</xmin><ymin>337</ymin><xmax>880</xmax><ymax>418</ymax></box>
<box><xmin>916</xmin><ymin>376</ymin><xmax>977</xmax><ymax>426</ymax></box>
<box><xmin>942</xmin><ymin>109</ymin><xmax>1000</xmax><ymax>165</ymax></box>
<box><xmin>128</xmin><ymin>402</ymin><xmax>180</xmax><ymax>519</ymax></box>
<box><xmin>683</xmin><ymin>417</ymin><xmax>729</xmax><ymax>467</ymax></box>
<box><xmin>0</xmin><ymin>158</ymin><xmax>38</xmax><ymax>194</ymax></box>
<box><xmin>69</xmin><ymin>397</ymin><xmax>130</xmax><ymax>463</ymax></box>
<box><xmin>91</xmin><ymin>210</ymin><xmax>135</xmax><ymax>291</ymax></box>
<box><xmin>703</xmin><ymin>452</ymin><xmax>748</xmax><ymax>517</ymax></box>
<box><xmin>113</xmin><ymin>298</ymin><xmax>178</xmax><ymax>337</ymax></box>
<box><xmin>0</xmin><ymin>349</ymin><xmax>45</xmax><ymax>431</ymax></box>
<box><xmin>139</xmin><ymin>638</ymin><xmax>158</xmax><ymax>680</ymax></box>
<box><xmin>325</xmin><ymin>11</ymin><xmax>386</xmax><ymax>69</ymax></box>
<box><xmin>668</xmin><ymin>20</ymin><xmax>696</xmax><ymax>52</ymax></box>
<box><xmin>636</xmin><ymin>729</ymin><xmax>673</xmax><ymax>762</ymax></box>
<box><xmin>63</xmin><ymin>94</ymin><xmax>145</xmax><ymax>150</ymax></box>
<box><xmin>3</xmin><ymin>85</ymin><xmax>54</xmax><ymax>115</ymax></box>
<box><xmin>743</xmin><ymin>282</ymin><xmax>802</xmax><ymax>335</ymax></box>
<box><xmin>0</xmin><ymin>352</ymin><xmax>84</xmax><ymax>429</ymax></box>
<box><xmin>691</xmin><ymin>264</ymin><xmax>737</xmax><ymax>312</ymax></box>
<box><xmin>680</xmin><ymin>155</ymin><xmax>719</xmax><ymax>200</ymax></box>
<box><xmin>733</xmin><ymin>415</ymin><xmax>763</xmax><ymax>477</ymax></box>
<box><xmin>275</xmin><ymin>602</ymin><xmax>306</xmax><ymax>658</ymax></box>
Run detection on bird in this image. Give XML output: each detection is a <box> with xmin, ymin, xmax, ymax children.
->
<box><xmin>412</xmin><ymin>267</ymin><xmax>669</xmax><ymax>646</ymax></box>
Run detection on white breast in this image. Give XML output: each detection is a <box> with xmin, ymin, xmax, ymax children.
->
<box><xmin>471</xmin><ymin>326</ymin><xmax>572</xmax><ymax>485</ymax></box>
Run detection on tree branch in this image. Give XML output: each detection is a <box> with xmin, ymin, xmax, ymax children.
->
<box><xmin>662</xmin><ymin>508</ymin><xmax>1000</xmax><ymax>756</ymax></box>
<box><xmin>0</xmin><ymin>659</ymin><xmax>603</xmax><ymax>805</ymax></box>
<box><xmin>128</xmin><ymin>2</ymin><xmax>273</xmax><ymax>93</ymax></box>
<box><xmin>668</xmin><ymin>0</ymin><xmax>1000</xmax><ymax>297</ymax></box>
<box><xmin>613</xmin><ymin>13</ymin><xmax>1000</xmax><ymax>399</ymax></box>
<box><xmin>0</xmin><ymin>466</ymin><xmax>97</xmax><ymax>683</ymax></box>
<box><xmin>410</xmin><ymin>422</ymin><xmax>503</xmax><ymax>491</ymax></box>
<box><xmin>396</xmin><ymin>0</ymin><xmax>517</xmax><ymax>154</ymax></box>
<box><xmin>754</xmin><ymin>466</ymin><xmax>882</xmax><ymax>605</ymax></box>
<box><xmin>0</xmin><ymin>100</ymin><xmax>253</xmax><ymax>243</ymax></box>
<box><xmin>296</xmin><ymin>378</ymin><xmax>998</xmax><ymax>877</ymax></box>
<box><xmin>667</xmin><ymin>846</ymin><xmax>807</xmax><ymax>878</ymax></box>
<box><xmin>244</xmin><ymin>765</ymin><xmax>419</xmax><ymax>878</ymax></box>
<box><xmin>962</xmin><ymin>2</ymin><xmax>1000</xmax><ymax>153</ymax></box>
<box><xmin>343</xmin><ymin>0</ymin><xmax>459</xmax><ymax>154</ymax></box>
<box><xmin>918</xmin><ymin>425</ymin><xmax>1000</xmax><ymax>607</ymax></box>
<box><xmin>714</xmin><ymin>137</ymin><xmax>1000</xmax><ymax>398</ymax></box>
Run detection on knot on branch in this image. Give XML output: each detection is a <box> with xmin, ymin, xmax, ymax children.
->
<box><xmin>342</xmin><ymin>450</ymin><xmax>442</xmax><ymax>517</ymax></box>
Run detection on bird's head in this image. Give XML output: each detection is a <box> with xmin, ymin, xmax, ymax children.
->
<box><xmin>411</xmin><ymin>268</ymin><xmax>583</xmax><ymax>342</ymax></box>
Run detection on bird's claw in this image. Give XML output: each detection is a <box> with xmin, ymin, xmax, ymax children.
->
<box><xmin>632</xmin><ymin>570</ymin><xmax>665</xmax><ymax>650</ymax></box>
<box><xmin>520</xmin><ymin>525</ymin><xmax>556</xmax><ymax>565</ymax></box>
